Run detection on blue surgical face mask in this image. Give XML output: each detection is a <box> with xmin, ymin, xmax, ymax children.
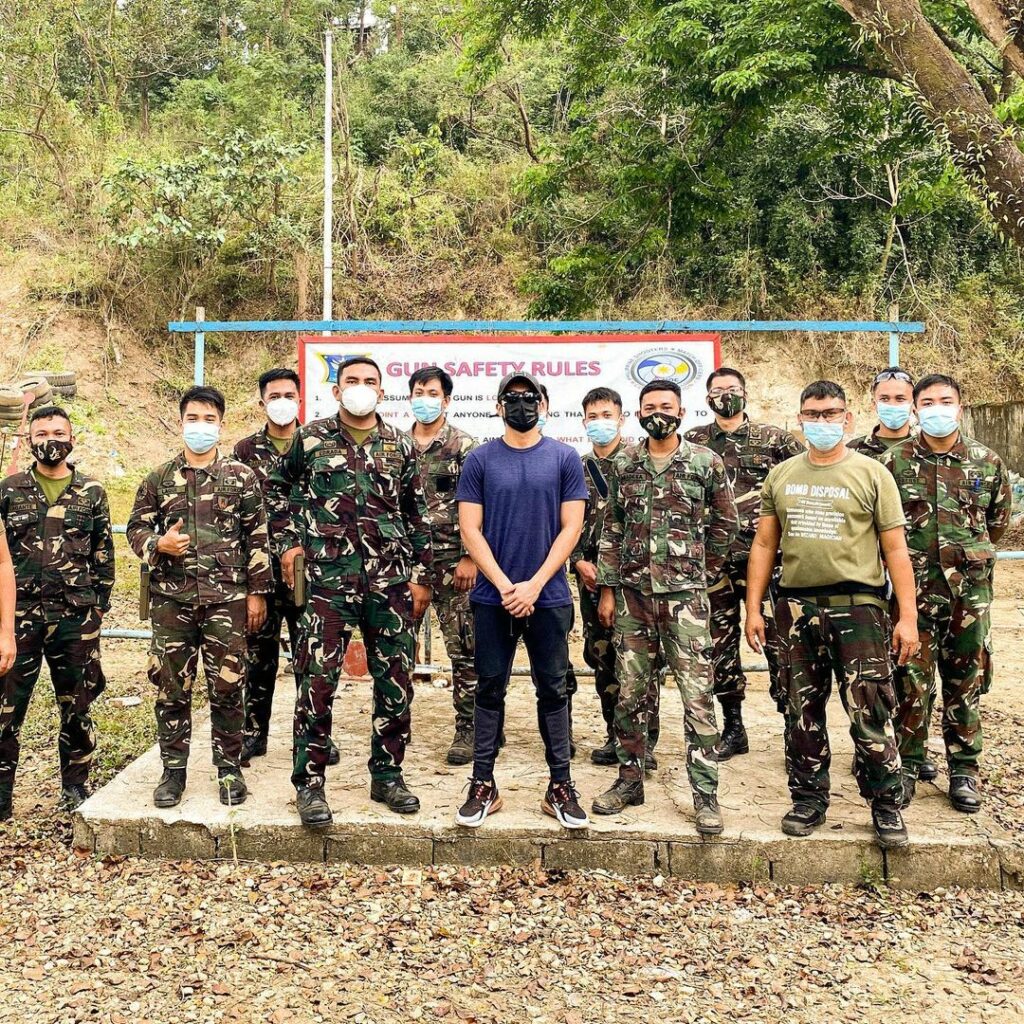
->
<box><xmin>586</xmin><ymin>420</ymin><xmax>619</xmax><ymax>446</ymax></box>
<box><xmin>538</xmin><ymin>414</ymin><xmax>547</xmax><ymax>432</ymax></box>
<box><xmin>876</xmin><ymin>402</ymin><xmax>912</xmax><ymax>430</ymax></box>
<box><xmin>183</xmin><ymin>423</ymin><xmax>220</xmax><ymax>454</ymax></box>
<box><xmin>917</xmin><ymin>405</ymin><xmax>960</xmax><ymax>438</ymax></box>
<box><xmin>411</xmin><ymin>396</ymin><xmax>444</xmax><ymax>425</ymax></box>
<box><xmin>802</xmin><ymin>421</ymin><xmax>846</xmax><ymax>452</ymax></box>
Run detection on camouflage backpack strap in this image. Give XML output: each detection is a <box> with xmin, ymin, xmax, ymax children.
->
<box><xmin>584</xmin><ymin>456</ymin><xmax>609</xmax><ymax>500</ymax></box>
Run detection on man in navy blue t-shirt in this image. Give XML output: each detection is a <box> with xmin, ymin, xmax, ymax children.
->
<box><xmin>455</xmin><ymin>371</ymin><xmax>589</xmax><ymax>829</ymax></box>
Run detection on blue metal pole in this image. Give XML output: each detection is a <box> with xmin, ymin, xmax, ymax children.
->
<box><xmin>168</xmin><ymin>318</ymin><xmax>927</xmax><ymax>335</ymax></box>
<box><xmin>194</xmin><ymin>304</ymin><xmax>205</xmax><ymax>385</ymax></box>
<box><xmin>888</xmin><ymin>331</ymin><xmax>900</xmax><ymax>366</ymax></box>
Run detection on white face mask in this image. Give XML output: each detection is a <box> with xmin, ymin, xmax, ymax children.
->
<box><xmin>265</xmin><ymin>397</ymin><xmax>299</xmax><ymax>426</ymax></box>
<box><xmin>340</xmin><ymin>383</ymin><xmax>379</xmax><ymax>417</ymax></box>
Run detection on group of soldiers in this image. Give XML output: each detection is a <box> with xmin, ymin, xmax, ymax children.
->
<box><xmin>0</xmin><ymin>359</ymin><xmax>1009</xmax><ymax>851</ymax></box>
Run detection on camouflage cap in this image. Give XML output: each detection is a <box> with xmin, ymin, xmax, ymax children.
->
<box><xmin>497</xmin><ymin>370</ymin><xmax>542</xmax><ymax>399</ymax></box>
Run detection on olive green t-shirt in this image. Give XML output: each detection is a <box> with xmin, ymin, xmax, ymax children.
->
<box><xmin>760</xmin><ymin>450</ymin><xmax>906</xmax><ymax>589</ymax></box>
<box><xmin>32</xmin><ymin>467</ymin><xmax>72</xmax><ymax>506</ymax></box>
<box><xmin>347</xmin><ymin>425</ymin><xmax>377</xmax><ymax>446</ymax></box>
<box><xmin>269</xmin><ymin>433</ymin><xmax>293</xmax><ymax>454</ymax></box>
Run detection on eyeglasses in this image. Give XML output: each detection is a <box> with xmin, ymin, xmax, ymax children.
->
<box><xmin>873</xmin><ymin>370</ymin><xmax>912</xmax><ymax>386</ymax></box>
<box><xmin>800</xmin><ymin>407</ymin><xmax>847</xmax><ymax>422</ymax></box>
<box><xmin>708</xmin><ymin>387</ymin><xmax>744</xmax><ymax>397</ymax></box>
<box><xmin>500</xmin><ymin>391</ymin><xmax>541</xmax><ymax>404</ymax></box>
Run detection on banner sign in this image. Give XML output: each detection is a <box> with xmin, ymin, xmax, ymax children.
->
<box><xmin>297</xmin><ymin>334</ymin><xmax>721</xmax><ymax>451</ymax></box>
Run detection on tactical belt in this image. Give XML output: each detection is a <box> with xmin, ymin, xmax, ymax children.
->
<box><xmin>780</xmin><ymin>592</ymin><xmax>888</xmax><ymax>612</ymax></box>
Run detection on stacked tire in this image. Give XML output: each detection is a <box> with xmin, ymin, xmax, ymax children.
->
<box><xmin>25</xmin><ymin>370</ymin><xmax>77</xmax><ymax>401</ymax></box>
<box><xmin>0</xmin><ymin>387</ymin><xmax>23</xmax><ymax>429</ymax></box>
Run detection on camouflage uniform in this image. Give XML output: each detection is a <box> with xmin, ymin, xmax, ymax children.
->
<box><xmin>408</xmin><ymin>421</ymin><xmax>478</xmax><ymax>728</ymax></box>
<box><xmin>774</xmin><ymin>595</ymin><xmax>903</xmax><ymax>811</ymax></box>
<box><xmin>265</xmin><ymin>414</ymin><xmax>432</xmax><ymax>789</ymax></box>
<box><xmin>571</xmin><ymin>442</ymin><xmax>662</xmax><ymax>747</ymax></box>
<box><xmin>598</xmin><ymin>439</ymin><xmax>738</xmax><ymax>791</ymax></box>
<box><xmin>233</xmin><ymin>427</ymin><xmax>303</xmax><ymax>745</ymax></box>
<box><xmin>684</xmin><ymin>419</ymin><xmax>802</xmax><ymax>706</ymax></box>
<box><xmin>847</xmin><ymin>425</ymin><xmax>917</xmax><ymax>459</ymax></box>
<box><xmin>0</xmin><ymin>468</ymin><xmax>114</xmax><ymax>788</ymax></box>
<box><xmin>127</xmin><ymin>453</ymin><xmax>273</xmax><ymax>770</ymax></box>
<box><xmin>883</xmin><ymin>434</ymin><xmax>1011</xmax><ymax>777</ymax></box>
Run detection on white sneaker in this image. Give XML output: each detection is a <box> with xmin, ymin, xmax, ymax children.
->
<box><xmin>455</xmin><ymin>778</ymin><xmax>503</xmax><ymax>828</ymax></box>
<box><xmin>542</xmin><ymin>780</ymin><xmax>590</xmax><ymax>830</ymax></box>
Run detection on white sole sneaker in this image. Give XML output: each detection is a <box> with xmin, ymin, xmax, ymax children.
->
<box><xmin>542</xmin><ymin>797</ymin><xmax>590</xmax><ymax>830</ymax></box>
<box><xmin>455</xmin><ymin>793</ymin><xmax>503</xmax><ymax>828</ymax></box>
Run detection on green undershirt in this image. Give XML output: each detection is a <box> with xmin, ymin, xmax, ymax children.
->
<box><xmin>347</xmin><ymin>425</ymin><xmax>377</xmax><ymax>446</ymax></box>
<box><xmin>269</xmin><ymin>433</ymin><xmax>293</xmax><ymax>454</ymax></box>
<box><xmin>32</xmin><ymin>467</ymin><xmax>72</xmax><ymax>506</ymax></box>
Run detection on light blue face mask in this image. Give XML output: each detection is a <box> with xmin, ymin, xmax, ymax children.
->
<box><xmin>183</xmin><ymin>423</ymin><xmax>220</xmax><ymax>454</ymax></box>
<box><xmin>411</xmin><ymin>396</ymin><xmax>444</xmax><ymax>424</ymax></box>
<box><xmin>538</xmin><ymin>414</ymin><xmax>547</xmax><ymax>432</ymax></box>
<box><xmin>802</xmin><ymin>421</ymin><xmax>845</xmax><ymax>452</ymax></box>
<box><xmin>917</xmin><ymin>405</ymin><xmax>960</xmax><ymax>438</ymax></box>
<box><xmin>586</xmin><ymin>420</ymin><xmax>619</xmax><ymax>446</ymax></box>
<box><xmin>876</xmin><ymin>403</ymin><xmax>911</xmax><ymax>430</ymax></box>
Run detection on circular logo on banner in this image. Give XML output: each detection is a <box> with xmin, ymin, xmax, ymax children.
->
<box><xmin>627</xmin><ymin>349</ymin><xmax>703</xmax><ymax>389</ymax></box>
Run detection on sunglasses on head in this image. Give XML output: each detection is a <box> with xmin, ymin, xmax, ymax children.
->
<box><xmin>501</xmin><ymin>391</ymin><xmax>541</xmax><ymax>404</ymax></box>
<box><xmin>873</xmin><ymin>370</ymin><xmax>912</xmax><ymax>386</ymax></box>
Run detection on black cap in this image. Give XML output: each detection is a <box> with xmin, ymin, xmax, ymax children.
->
<box><xmin>497</xmin><ymin>370</ymin><xmax>543</xmax><ymax>399</ymax></box>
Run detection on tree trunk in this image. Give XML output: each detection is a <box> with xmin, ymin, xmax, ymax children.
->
<box><xmin>966</xmin><ymin>0</ymin><xmax>1024</xmax><ymax>81</ymax></box>
<box><xmin>836</xmin><ymin>0</ymin><xmax>1024</xmax><ymax>246</ymax></box>
<box><xmin>295</xmin><ymin>250</ymin><xmax>310</xmax><ymax>315</ymax></box>
<box><xmin>140</xmin><ymin>81</ymin><xmax>150</xmax><ymax>135</ymax></box>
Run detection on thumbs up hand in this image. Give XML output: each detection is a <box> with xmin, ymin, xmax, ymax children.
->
<box><xmin>157</xmin><ymin>518</ymin><xmax>191</xmax><ymax>557</ymax></box>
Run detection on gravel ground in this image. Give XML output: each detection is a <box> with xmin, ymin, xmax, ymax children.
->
<box><xmin>2</xmin><ymin>819</ymin><xmax>1024</xmax><ymax>1024</ymax></box>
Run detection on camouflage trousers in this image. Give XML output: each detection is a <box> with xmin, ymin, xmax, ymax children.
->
<box><xmin>244</xmin><ymin>583</ymin><xmax>302</xmax><ymax>743</ymax></box>
<box><xmin>416</xmin><ymin>565</ymin><xmax>476</xmax><ymax>728</ymax></box>
<box><xmin>896</xmin><ymin>577</ymin><xmax>993</xmax><ymax>778</ymax></box>
<box><xmin>774</xmin><ymin>596</ymin><xmax>903</xmax><ymax>812</ymax></box>
<box><xmin>613</xmin><ymin>587</ymin><xmax>718</xmax><ymax>793</ymax></box>
<box><xmin>576</xmin><ymin>577</ymin><xmax>661</xmax><ymax>746</ymax></box>
<box><xmin>0</xmin><ymin>604</ymin><xmax>104</xmax><ymax>787</ymax></box>
<box><xmin>293</xmin><ymin>582</ymin><xmax>414</xmax><ymax>788</ymax></box>
<box><xmin>709</xmin><ymin>557</ymin><xmax>783</xmax><ymax>707</ymax></box>
<box><xmin>148</xmin><ymin>596</ymin><xmax>248</xmax><ymax>771</ymax></box>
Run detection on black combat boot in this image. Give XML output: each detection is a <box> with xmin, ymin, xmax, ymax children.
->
<box><xmin>153</xmin><ymin>768</ymin><xmax>187</xmax><ymax>808</ymax></box>
<box><xmin>591</xmin><ymin>736</ymin><xmax>617</xmax><ymax>766</ymax></box>
<box><xmin>715</xmin><ymin>699</ymin><xmax>748</xmax><ymax>760</ymax></box>
<box><xmin>370</xmin><ymin>773</ymin><xmax>420</xmax><ymax>814</ymax></box>
<box><xmin>60</xmin><ymin>783</ymin><xmax>91</xmax><ymax>811</ymax></box>
<box><xmin>327</xmin><ymin>740</ymin><xmax>341</xmax><ymax>766</ymax></box>
<box><xmin>0</xmin><ymin>783</ymin><xmax>12</xmax><ymax>822</ymax></box>
<box><xmin>296</xmin><ymin>786</ymin><xmax>332</xmax><ymax>827</ymax></box>
<box><xmin>240</xmin><ymin>734</ymin><xmax>267</xmax><ymax>767</ymax></box>
<box><xmin>918</xmin><ymin>758</ymin><xmax>938</xmax><ymax>782</ymax></box>
<box><xmin>592</xmin><ymin>777</ymin><xmax>645</xmax><ymax>815</ymax></box>
<box><xmin>900</xmin><ymin>770</ymin><xmax>917</xmax><ymax>810</ymax></box>
<box><xmin>872</xmin><ymin>803</ymin><xmax>909</xmax><ymax>848</ymax></box>
<box><xmin>218</xmin><ymin>767</ymin><xmax>248</xmax><ymax>806</ymax></box>
<box><xmin>949</xmin><ymin>775</ymin><xmax>982</xmax><ymax>813</ymax></box>
<box><xmin>782</xmin><ymin>803</ymin><xmax>826</xmax><ymax>837</ymax></box>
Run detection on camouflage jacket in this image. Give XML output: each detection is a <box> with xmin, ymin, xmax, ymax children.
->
<box><xmin>265</xmin><ymin>414</ymin><xmax>432</xmax><ymax>591</ymax></box>
<box><xmin>0</xmin><ymin>467</ymin><xmax>115</xmax><ymax>616</ymax></box>
<box><xmin>598</xmin><ymin>438</ymin><xmax>738</xmax><ymax>594</ymax></box>
<box><xmin>571</xmin><ymin>440</ymin><xmax>625</xmax><ymax>565</ymax></box>
<box><xmin>233</xmin><ymin>426</ymin><xmax>295</xmax><ymax>585</ymax></box>
<box><xmin>683</xmin><ymin>418</ymin><xmax>802</xmax><ymax>560</ymax></box>
<box><xmin>882</xmin><ymin>433</ymin><xmax>1012</xmax><ymax>597</ymax></box>
<box><xmin>127</xmin><ymin>451</ymin><xmax>273</xmax><ymax>606</ymax></box>
<box><xmin>407</xmin><ymin>420</ymin><xmax>478</xmax><ymax>569</ymax></box>
<box><xmin>847</xmin><ymin>425</ymin><xmax>917</xmax><ymax>461</ymax></box>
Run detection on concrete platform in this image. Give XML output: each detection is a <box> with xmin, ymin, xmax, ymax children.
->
<box><xmin>74</xmin><ymin>668</ymin><xmax>1021</xmax><ymax>889</ymax></box>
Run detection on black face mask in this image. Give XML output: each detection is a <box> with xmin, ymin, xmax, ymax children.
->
<box><xmin>502</xmin><ymin>397</ymin><xmax>540</xmax><ymax>433</ymax></box>
<box><xmin>639</xmin><ymin>413</ymin><xmax>680</xmax><ymax>440</ymax></box>
<box><xmin>31</xmin><ymin>439</ymin><xmax>73</xmax><ymax>467</ymax></box>
<box><xmin>708</xmin><ymin>393</ymin><xmax>746</xmax><ymax>418</ymax></box>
